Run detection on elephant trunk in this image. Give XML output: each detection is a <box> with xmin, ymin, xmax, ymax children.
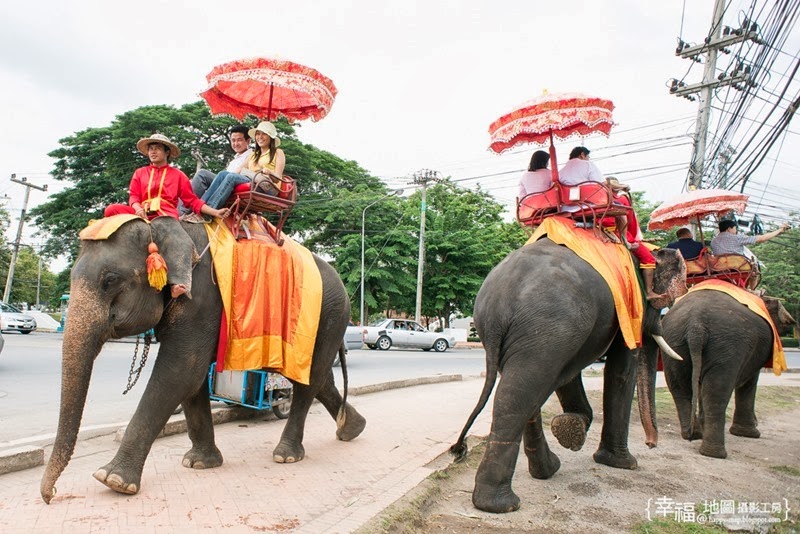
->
<box><xmin>636</xmin><ymin>339</ymin><xmax>659</xmax><ymax>448</ymax></box>
<box><xmin>41</xmin><ymin>282</ymin><xmax>107</xmax><ymax>504</ymax></box>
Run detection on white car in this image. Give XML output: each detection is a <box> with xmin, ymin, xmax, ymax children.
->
<box><xmin>0</xmin><ymin>302</ymin><xmax>37</xmax><ymax>334</ymax></box>
<box><xmin>362</xmin><ymin>318</ymin><xmax>456</xmax><ymax>352</ymax></box>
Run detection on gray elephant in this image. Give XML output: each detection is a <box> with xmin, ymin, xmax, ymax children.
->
<box><xmin>450</xmin><ymin>238</ymin><xmax>686</xmax><ymax>513</ymax></box>
<box><xmin>660</xmin><ymin>288</ymin><xmax>797</xmax><ymax>458</ymax></box>
<box><xmin>40</xmin><ymin>217</ymin><xmax>366</xmax><ymax>503</ymax></box>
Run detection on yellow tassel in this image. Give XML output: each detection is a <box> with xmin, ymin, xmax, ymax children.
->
<box><xmin>146</xmin><ymin>242</ymin><xmax>168</xmax><ymax>291</ymax></box>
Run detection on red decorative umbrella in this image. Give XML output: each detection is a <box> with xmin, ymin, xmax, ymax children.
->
<box><xmin>648</xmin><ymin>188</ymin><xmax>749</xmax><ymax>231</ymax></box>
<box><xmin>488</xmin><ymin>92</ymin><xmax>615</xmax><ymax>181</ymax></box>
<box><xmin>200</xmin><ymin>57</ymin><xmax>337</xmax><ymax>122</ymax></box>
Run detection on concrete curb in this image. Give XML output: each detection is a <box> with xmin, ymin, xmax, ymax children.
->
<box><xmin>0</xmin><ymin>374</ymin><xmax>467</xmax><ymax>476</ymax></box>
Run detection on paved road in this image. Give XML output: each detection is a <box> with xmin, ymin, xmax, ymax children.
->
<box><xmin>0</xmin><ymin>333</ymin><xmax>488</xmax><ymax>446</ymax></box>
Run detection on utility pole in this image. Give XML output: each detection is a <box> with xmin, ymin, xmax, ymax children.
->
<box><xmin>412</xmin><ymin>169</ymin><xmax>439</xmax><ymax>324</ymax></box>
<box><xmin>670</xmin><ymin>0</ymin><xmax>759</xmax><ymax>189</ymax></box>
<box><xmin>3</xmin><ymin>175</ymin><xmax>48</xmax><ymax>303</ymax></box>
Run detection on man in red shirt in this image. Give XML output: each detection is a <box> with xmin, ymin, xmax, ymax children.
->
<box><xmin>105</xmin><ymin>133</ymin><xmax>229</xmax><ymax>221</ymax></box>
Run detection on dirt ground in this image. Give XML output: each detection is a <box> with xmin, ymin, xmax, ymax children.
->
<box><xmin>359</xmin><ymin>383</ymin><xmax>800</xmax><ymax>533</ymax></box>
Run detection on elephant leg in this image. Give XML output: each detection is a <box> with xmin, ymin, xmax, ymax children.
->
<box><xmin>697</xmin><ymin>375</ymin><xmax>734</xmax><ymax>459</ymax></box>
<box><xmin>273</xmin><ymin>382</ymin><xmax>315</xmax><ymax>463</ymax></box>
<box><xmin>593</xmin><ymin>338</ymin><xmax>638</xmax><ymax>470</ymax></box>
<box><xmin>473</xmin><ymin>360</ymin><xmax>553</xmax><ymax>514</ymax></box>
<box><xmin>523</xmin><ymin>409</ymin><xmax>560</xmax><ymax>479</ymax></box>
<box><xmin>664</xmin><ymin>362</ymin><xmax>699</xmax><ymax>440</ymax></box>
<box><xmin>180</xmin><ymin>384</ymin><xmax>223</xmax><ymax>469</ymax></box>
<box><xmin>314</xmin><ymin>369</ymin><xmax>366</xmax><ymax>442</ymax></box>
<box><xmin>551</xmin><ymin>375</ymin><xmax>593</xmax><ymax>451</ymax></box>
<box><xmin>94</xmin><ymin>348</ymin><xmax>208</xmax><ymax>495</ymax></box>
<box><xmin>730</xmin><ymin>373</ymin><xmax>761</xmax><ymax>438</ymax></box>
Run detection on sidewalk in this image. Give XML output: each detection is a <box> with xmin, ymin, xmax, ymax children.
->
<box><xmin>1</xmin><ymin>371</ymin><xmax>799</xmax><ymax>533</ymax></box>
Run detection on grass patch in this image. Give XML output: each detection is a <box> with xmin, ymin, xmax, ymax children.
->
<box><xmin>770</xmin><ymin>465</ymin><xmax>800</xmax><ymax>477</ymax></box>
<box><xmin>632</xmin><ymin>518</ymin><xmax>726</xmax><ymax>533</ymax></box>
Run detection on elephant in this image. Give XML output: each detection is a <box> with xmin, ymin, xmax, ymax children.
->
<box><xmin>660</xmin><ymin>289</ymin><xmax>797</xmax><ymax>459</ymax></box>
<box><xmin>449</xmin><ymin>239</ymin><xmax>687</xmax><ymax>513</ymax></box>
<box><xmin>40</xmin><ymin>217</ymin><xmax>366</xmax><ymax>503</ymax></box>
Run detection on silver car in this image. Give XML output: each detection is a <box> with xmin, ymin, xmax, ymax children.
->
<box><xmin>362</xmin><ymin>318</ymin><xmax>456</xmax><ymax>352</ymax></box>
<box><xmin>0</xmin><ymin>302</ymin><xmax>37</xmax><ymax>334</ymax></box>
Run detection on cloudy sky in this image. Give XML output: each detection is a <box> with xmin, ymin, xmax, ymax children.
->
<box><xmin>0</xmin><ymin>0</ymin><xmax>797</xmax><ymax>271</ymax></box>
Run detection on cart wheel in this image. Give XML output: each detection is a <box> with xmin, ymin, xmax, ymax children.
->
<box><xmin>272</xmin><ymin>391</ymin><xmax>292</xmax><ymax>419</ymax></box>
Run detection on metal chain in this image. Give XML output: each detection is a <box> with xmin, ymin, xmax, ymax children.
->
<box><xmin>123</xmin><ymin>333</ymin><xmax>152</xmax><ymax>394</ymax></box>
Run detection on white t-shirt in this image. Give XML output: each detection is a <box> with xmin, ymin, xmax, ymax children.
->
<box><xmin>226</xmin><ymin>148</ymin><xmax>253</xmax><ymax>173</ymax></box>
<box><xmin>518</xmin><ymin>169</ymin><xmax>552</xmax><ymax>199</ymax></box>
<box><xmin>558</xmin><ymin>158</ymin><xmax>603</xmax><ymax>186</ymax></box>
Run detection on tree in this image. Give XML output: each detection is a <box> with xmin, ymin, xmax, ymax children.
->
<box><xmin>0</xmin><ymin>247</ymin><xmax>57</xmax><ymax>307</ymax></box>
<box><xmin>332</xmin><ymin>182</ymin><xmax>527</xmax><ymax>326</ymax></box>
<box><xmin>751</xmin><ymin>219</ymin><xmax>800</xmax><ymax>321</ymax></box>
<box><xmin>631</xmin><ymin>191</ymin><xmax>673</xmax><ymax>246</ymax></box>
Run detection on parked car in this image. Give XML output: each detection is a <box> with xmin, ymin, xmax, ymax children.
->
<box><xmin>362</xmin><ymin>318</ymin><xmax>456</xmax><ymax>352</ymax></box>
<box><xmin>0</xmin><ymin>331</ymin><xmax>5</xmax><ymax>355</ymax></box>
<box><xmin>344</xmin><ymin>324</ymin><xmax>364</xmax><ymax>351</ymax></box>
<box><xmin>0</xmin><ymin>302</ymin><xmax>37</xmax><ymax>334</ymax></box>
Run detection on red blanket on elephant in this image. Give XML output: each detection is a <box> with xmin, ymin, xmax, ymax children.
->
<box><xmin>527</xmin><ymin>216</ymin><xmax>644</xmax><ymax>349</ymax></box>
<box><xmin>204</xmin><ymin>218</ymin><xmax>322</xmax><ymax>385</ymax></box>
<box><xmin>681</xmin><ymin>280</ymin><xmax>786</xmax><ymax>376</ymax></box>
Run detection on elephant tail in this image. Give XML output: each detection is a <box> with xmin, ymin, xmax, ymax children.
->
<box><xmin>449</xmin><ymin>349</ymin><xmax>499</xmax><ymax>462</ymax></box>
<box><xmin>336</xmin><ymin>343</ymin><xmax>348</xmax><ymax>429</ymax></box>
<box><xmin>688</xmin><ymin>340</ymin><xmax>703</xmax><ymax>441</ymax></box>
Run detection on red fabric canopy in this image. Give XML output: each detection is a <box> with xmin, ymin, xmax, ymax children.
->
<box><xmin>648</xmin><ymin>189</ymin><xmax>749</xmax><ymax>231</ymax></box>
<box><xmin>200</xmin><ymin>57</ymin><xmax>337</xmax><ymax>122</ymax></box>
<box><xmin>488</xmin><ymin>92</ymin><xmax>615</xmax><ymax>154</ymax></box>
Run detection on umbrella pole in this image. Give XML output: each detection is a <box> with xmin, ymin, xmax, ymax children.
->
<box><xmin>694</xmin><ymin>216</ymin><xmax>706</xmax><ymax>246</ymax></box>
<box><xmin>267</xmin><ymin>83</ymin><xmax>274</xmax><ymax>121</ymax></box>
<box><xmin>548</xmin><ymin>130</ymin><xmax>560</xmax><ymax>183</ymax></box>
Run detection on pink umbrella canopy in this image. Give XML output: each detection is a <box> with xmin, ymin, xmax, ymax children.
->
<box><xmin>648</xmin><ymin>188</ymin><xmax>749</xmax><ymax>231</ymax></box>
<box><xmin>488</xmin><ymin>92</ymin><xmax>615</xmax><ymax>155</ymax></box>
<box><xmin>200</xmin><ymin>57</ymin><xmax>337</xmax><ymax>122</ymax></box>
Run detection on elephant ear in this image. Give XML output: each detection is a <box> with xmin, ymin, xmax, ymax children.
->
<box><xmin>149</xmin><ymin>216</ymin><xmax>197</xmax><ymax>295</ymax></box>
<box><xmin>652</xmin><ymin>248</ymin><xmax>688</xmax><ymax>308</ymax></box>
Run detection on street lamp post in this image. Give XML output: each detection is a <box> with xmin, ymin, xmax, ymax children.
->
<box><xmin>360</xmin><ymin>189</ymin><xmax>403</xmax><ymax>328</ymax></box>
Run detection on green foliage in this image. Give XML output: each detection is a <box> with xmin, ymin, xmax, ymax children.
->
<box><xmin>751</xmin><ymin>222</ymin><xmax>800</xmax><ymax>320</ymax></box>
<box><xmin>632</xmin><ymin>191</ymin><xmax>673</xmax><ymax>246</ymax></box>
<box><xmin>0</xmin><ymin>247</ymin><xmax>57</xmax><ymax>307</ymax></box>
<box><xmin>335</xmin><ymin>181</ymin><xmax>526</xmax><ymax>326</ymax></box>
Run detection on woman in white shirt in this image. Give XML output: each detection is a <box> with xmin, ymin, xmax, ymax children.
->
<box><xmin>518</xmin><ymin>150</ymin><xmax>552</xmax><ymax>200</ymax></box>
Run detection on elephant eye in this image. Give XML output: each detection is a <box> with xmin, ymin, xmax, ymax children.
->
<box><xmin>101</xmin><ymin>272</ymin><xmax>122</xmax><ymax>292</ymax></box>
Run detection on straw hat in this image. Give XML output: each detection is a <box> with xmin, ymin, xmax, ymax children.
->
<box><xmin>606</xmin><ymin>176</ymin><xmax>630</xmax><ymax>192</ymax></box>
<box><xmin>136</xmin><ymin>133</ymin><xmax>181</xmax><ymax>159</ymax></box>
<box><xmin>248</xmin><ymin>121</ymin><xmax>281</xmax><ymax>147</ymax></box>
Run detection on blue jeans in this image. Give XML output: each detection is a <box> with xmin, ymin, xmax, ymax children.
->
<box><xmin>201</xmin><ymin>171</ymin><xmax>251</xmax><ymax>209</ymax></box>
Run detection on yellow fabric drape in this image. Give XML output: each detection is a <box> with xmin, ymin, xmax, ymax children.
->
<box><xmin>204</xmin><ymin>219</ymin><xmax>322</xmax><ymax>385</ymax></box>
<box><xmin>681</xmin><ymin>279</ymin><xmax>786</xmax><ymax>376</ymax></box>
<box><xmin>528</xmin><ymin>217</ymin><xmax>644</xmax><ymax>349</ymax></box>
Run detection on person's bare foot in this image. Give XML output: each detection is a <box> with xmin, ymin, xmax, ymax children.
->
<box><xmin>171</xmin><ymin>284</ymin><xmax>188</xmax><ymax>299</ymax></box>
<box><xmin>646</xmin><ymin>291</ymin><xmax>666</xmax><ymax>301</ymax></box>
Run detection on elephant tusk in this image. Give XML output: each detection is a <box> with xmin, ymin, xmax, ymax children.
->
<box><xmin>653</xmin><ymin>335</ymin><xmax>683</xmax><ymax>361</ymax></box>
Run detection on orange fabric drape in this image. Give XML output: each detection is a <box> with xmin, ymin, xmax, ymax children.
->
<box><xmin>528</xmin><ymin>216</ymin><xmax>644</xmax><ymax>349</ymax></box>
<box><xmin>205</xmin><ymin>219</ymin><xmax>322</xmax><ymax>384</ymax></box>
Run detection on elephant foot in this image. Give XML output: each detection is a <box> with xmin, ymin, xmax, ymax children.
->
<box><xmin>273</xmin><ymin>441</ymin><xmax>305</xmax><ymax>463</ymax></box>
<box><xmin>472</xmin><ymin>482</ymin><xmax>520</xmax><ymax>514</ymax></box>
<box><xmin>681</xmin><ymin>428</ymin><xmax>703</xmax><ymax>441</ymax></box>
<box><xmin>699</xmin><ymin>442</ymin><xmax>727</xmax><ymax>459</ymax></box>
<box><xmin>182</xmin><ymin>446</ymin><xmax>223</xmax><ymax>469</ymax></box>
<box><xmin>336</xmin><ymin>406</ymin><xmax>366</xmax><ymax>442</ymax></box>
<box><xmin>729</xmin><ymin>424</ymin><xmax>760</xmax><ymax>438</ymax></box>
<box><xmin>593</xmin><ymin>447</ymin><xmax>638</xmax><ymax>470</ymax></box>
<box><xmin>93</xmin><ymin>465</ymin><xmax>140</xmax><ymax>495</ymax></box>
<box><xmin>527</xmin><ymin>449</ymin><xmax>561</xmax><ymax>480</ymax></box>
<box><xmin>550</xmin><ymin>413</ymin><xmax>588</xmax><ymax>451</ymax></box>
